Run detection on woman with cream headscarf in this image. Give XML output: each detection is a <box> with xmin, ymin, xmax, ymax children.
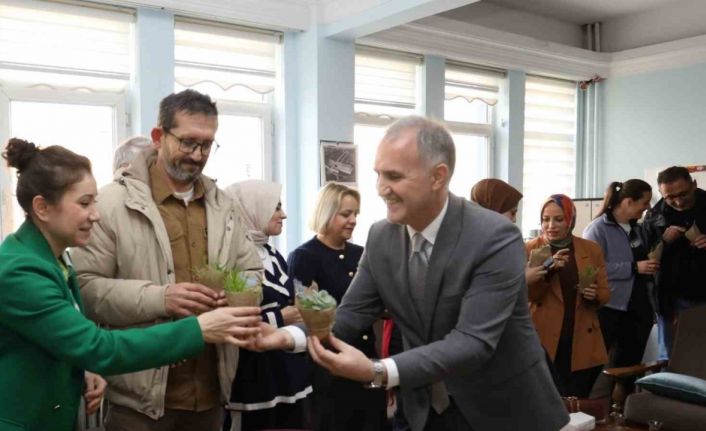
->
<box><xmin>223</xmin><ymin>180</ymin><xmax>311</xmax><ymax>431</ymax></box>
<box><xmin>525</xmin><ymin>194</ymin><xmax>611</xmax><ymax>397</ymax></box>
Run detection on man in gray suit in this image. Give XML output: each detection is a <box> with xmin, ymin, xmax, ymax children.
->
<box><xmin>257</xmin><ymin>116</ymin><xmax>568</xmax><ymax>431</ymax></box>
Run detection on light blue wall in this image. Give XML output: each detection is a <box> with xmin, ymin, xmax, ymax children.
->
<box><xmin>282</xmin><ymin>29</ymin><xmax>355</xmax><ymax>251</ymax></box>
<box><xmin>131</xmin><ymin>8</ymin><xmax>174</xmax><ymax>136</ymax></box>
<box><xmin>601</xmin><ymin>62</ymin><xmax>706</xmax><ymax>187</ymax></box>
<box><xmin>494</xmin><ymin>69</ymin><xmax>525</xmax><ymax>188</ymax></box>
<box><xmin>420</xmin><ymin>55</ymin><xmax>445</xmax><ymax>119</ymax></box>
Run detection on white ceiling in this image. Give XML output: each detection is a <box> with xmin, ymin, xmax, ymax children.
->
<box><xmin>481</xmin><ymin>0</ymin><xmax>686</xmax><ymax>24</ymax></box>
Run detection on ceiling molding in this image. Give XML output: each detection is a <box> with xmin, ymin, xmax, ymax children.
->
<box><xmin>610</xmin><ymin>34</ymin><xmax>706</xmax><ymax>77</ymax></box>
<box><xmin>361</xmin><ymin>16</ymin><xmax>610</xmax><ymax>81</ymax></box>
<box><xmin>362</xmin><ymin>16</ymin><xmax>706</xmax><ymax>80</ymax></box>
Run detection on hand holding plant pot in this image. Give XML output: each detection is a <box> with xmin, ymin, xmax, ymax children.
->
<box><xmin>224</xmin><ymin>270</ymin><xmax>263</xmax><ymax>307</ymax></box>
<box><xmin>295</xmin><ymin>281</ymin><xmax>337</xmax><ymax>339</ymax></box>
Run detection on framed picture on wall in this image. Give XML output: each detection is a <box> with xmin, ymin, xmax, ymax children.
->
<box><xmin>320</xmin><ymin>140</ymin><xmax>357</xmax><ymax>186</ymax></box>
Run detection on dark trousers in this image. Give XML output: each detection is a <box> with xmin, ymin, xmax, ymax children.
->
<box><xmin>105</xmin><ymin>403</ymin><xmax>222</xmax><ymax>431</ymax></box>
<box><xmin>423</xmin><ymin>399</ymin><xmax>473</xmax><ymax>431</ymax></box>
<box><xmin>598</xmin><ymin>283</ymin><xmax>654</xmax><ymax>368</ymax></box>
<box><xmin>551</xmin><ymin>336</ymin><xmax>603</xmax><ymax>398</ymax></box>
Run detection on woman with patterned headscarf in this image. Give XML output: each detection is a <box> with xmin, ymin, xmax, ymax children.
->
<box><xmin>223</xmin><ymin>180</ymin><xmax>311</xmax><ymax>431</ymax></box>
<box><xmin>525</xmin><ymin>194</ymin><xmax>611</xmax><ymax>397</ymax></box>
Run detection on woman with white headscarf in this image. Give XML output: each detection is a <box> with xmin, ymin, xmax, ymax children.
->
<box><xmin>223</xmin><ymin>180</ymin><xmax>311</xmax><ymax>431</ymax></box>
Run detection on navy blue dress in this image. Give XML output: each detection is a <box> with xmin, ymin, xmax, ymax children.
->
<box><xmin>227</xmin><ymin>244</ymin><xmax>312</xmax><ymax>430</ymax></box>
<box><xmin>288</xmin><ymin>237</ymin><xmax>387</xmax><ymax>431</ymax></box>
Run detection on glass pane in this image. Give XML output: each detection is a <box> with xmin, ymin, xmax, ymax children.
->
<box><xmin>204</xmin><ymin>115</ymin><xmax>264</xmax><ymax>186</ymax></box>
<box><xmin>352</xmin><ymin>123</ymin><xmax>388</xmax><ymax>246</ymax></box>
<box><xmin>522</xmin><ymin>77</ymin><xmax>577</xmax><ymax>237</ymax></box>
<box><xmin>444</xmin><ymin>97</ymin><xmax>491</xmax><ymax>124</ymax></box>
<box><xmin>8</xmin><ymin>100</ymin><xmax>115</xmax><ymax>232</ymax></box>
<box><xmin>449</xmin><ymin>133</ymin><xmax>489</xmax><ymax>199</ymax></box>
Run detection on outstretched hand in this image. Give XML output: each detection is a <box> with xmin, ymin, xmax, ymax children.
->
<box><xmin>244</xmin><ymin>323</ymin><xmax>296</xmax><ymax>352</ymax></box>
<box><xmin>196</xmin><ymin>306</ymin><xmax>262</xmax><ymax>346</ymax></box>
<box><xmin>308</xmin><ymin>334</ymin><xmax>375</xmax><ymax>383</ymax></box>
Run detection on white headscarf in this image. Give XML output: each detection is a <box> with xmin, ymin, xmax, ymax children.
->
<box><xmin>224</xmin><ymin>180</ymin><xmax>282</xmax><ymax>246</ymax></box>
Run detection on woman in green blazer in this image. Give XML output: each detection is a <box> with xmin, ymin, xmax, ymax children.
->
<box><xmin>0</xmin><ymin>139</ymin><xmax>262</xmax><ymax>431</ymax></box>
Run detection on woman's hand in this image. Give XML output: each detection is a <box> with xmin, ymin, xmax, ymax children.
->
<box><xmin>197</xmin><ymin>306</ymin><xmax>262</xmax><ymax>346</ymax></box>
<box><xmin>551</xmin><ymin>248</ymin><xmax>570</xmax><ymax>271</ymax></box>
<box><xmin>526</xmin><ymin>264</ymin><xmax>548</xmax><ymax>285</ymax></box>
<box><xmin>84</xmin><ymin>372</ymin><xmax>107</xmax><ymax>415</ymax></box>
<box><xmin>637</xmin><ymin>259</ymin><xmax>660</xmax><ymax>274</ymax></box>
<box><xmin>581</xmin><ymin>283</ymin><xmax>598</xmax><ymax>301</ymax></box>
<box><xmin>281</xmin><ymin>305</ymin><xmax>303</xmax><ymax>325</ymax></box>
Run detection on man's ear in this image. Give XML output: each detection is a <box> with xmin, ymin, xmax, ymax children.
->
<box><xmin>32</xmin><ymin>195</ymin><xmax>52</xmax><ymax>223</ymax></box>
<box><xmin>430</xmin><ymin>163</ymin><xmax>450</xmax><ymax>190</ymax></box>
<box><xmin>151</xmin><ymin>128</ymin><xmax>164</xmax><ymax>150</ymax></box>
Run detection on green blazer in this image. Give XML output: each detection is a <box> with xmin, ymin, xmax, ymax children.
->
<box><xmin>0</xmin><ymin>222</ymin><xmax>205</xmax><ymax>431</ymax></box>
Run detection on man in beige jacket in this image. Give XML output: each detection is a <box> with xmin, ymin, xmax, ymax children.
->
<box><xmin>72</xmin><ymin>89</ymin><xmax>263</xmax><ymax>431</ymax></box>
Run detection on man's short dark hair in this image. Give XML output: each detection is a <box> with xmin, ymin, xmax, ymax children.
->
<box><xmin>657</xmin><ymin>166</ymin><xmax>692</xmax><ymax>185</ymax></box>
<box><xmin>158</xmin><ymin>90</ymin><xmax>218</xmax><ymax>131</ymax></box>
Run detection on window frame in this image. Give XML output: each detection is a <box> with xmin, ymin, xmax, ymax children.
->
<box><xmin>0</xmin><ymin>85</ymin><xmax>126</xmax><ymax>239</ymax></box>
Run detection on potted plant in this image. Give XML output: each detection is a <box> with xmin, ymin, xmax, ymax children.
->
<box><xmin>295</xmin><ymin>282</ymin><xmax>337</xmax><ymax>339</ymax></box>
<box><xmin>223</xmin><ymin>269</ymin><xmax>263</xmax><ymax>307</ymax></box>
<box><xmin>193</xmin><ymin>263</ymin><xmax>228</xmax><ymax>291</ymax></box>
<box><xmin>578</xmin><ymin>266</ymin><xmax>598</xmax><ymax>294</ymax></box>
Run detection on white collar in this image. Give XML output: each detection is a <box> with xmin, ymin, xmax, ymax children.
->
<box><xmin>173</xmin><ymin>186</ymin><xmax>194</xmax><ymax>206</ymax></box>
<box><xmin>406</xmin><ymin>196</ymin><xmax>449</xmax><ymax>247</ymax></box>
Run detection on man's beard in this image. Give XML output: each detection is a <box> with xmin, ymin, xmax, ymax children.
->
<box><xmin>163</xmin><ymin>157</ymin><xmax>203</xmax><ymax>183</ymax></box>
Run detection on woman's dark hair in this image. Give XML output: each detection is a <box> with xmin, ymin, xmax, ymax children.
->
<box><xmin>2</xmin><ymin>138</ymin><xmax>92</xmax><ymax>217</ymax></box>
<box><xmin>595</xmin><ymin>179</ymin><xmax>652</xmax><ymax>219</ymax></box>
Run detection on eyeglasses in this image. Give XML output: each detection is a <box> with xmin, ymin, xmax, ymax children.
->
<box><xmin>164</xmin><ymin>129</ymin><xmax>219</xmax><ymax>156</ymax></box>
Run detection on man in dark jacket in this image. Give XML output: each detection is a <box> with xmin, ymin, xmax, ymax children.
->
<box><xmin>643</xmin><ymin>166</ymin><xmax>706</xmax><ymax>359</ymax></box>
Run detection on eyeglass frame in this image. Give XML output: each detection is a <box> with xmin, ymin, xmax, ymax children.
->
<box><xmin>163</xmin><ymin>129</ymin><xmax>220</xmax><ymax>156</ymax></box>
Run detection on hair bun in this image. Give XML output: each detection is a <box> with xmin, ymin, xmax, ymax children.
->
<box><xmin>3</xmin><ymin>138</ymin><xmax>40</xmax><ymax>172</ymax></box>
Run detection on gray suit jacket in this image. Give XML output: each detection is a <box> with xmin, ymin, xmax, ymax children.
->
<box><xmin>334</xmin><ymin>194</ymin><xmax>569</xmax><ymax>431</ymax></box>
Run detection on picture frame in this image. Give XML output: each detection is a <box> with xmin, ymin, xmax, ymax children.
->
<box><xmin>320</xmin><ymin>140</ymin><xmax>357</xmax><ymax>186</ymax></box>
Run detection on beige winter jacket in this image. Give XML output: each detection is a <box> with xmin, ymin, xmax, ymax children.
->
<box><xmin>72</xmin><ymin>149</ymin><xmax>263</xmax><ymax>419</ymax></box>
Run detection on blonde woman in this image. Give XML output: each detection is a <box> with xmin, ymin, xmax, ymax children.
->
<box><xmin>287</xmin><ymin>182</ymin><xmax>387</xmax><ymax>431</ymax></box>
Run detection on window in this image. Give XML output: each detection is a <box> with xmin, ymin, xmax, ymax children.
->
<box><xmin>6</xmin><ymin>99</ymin><xmax>117</xmax><ymax>233</ymax></box>
<box><xmin>444</xmin><ymin>62</ymin><xmax>502</xmax><ymax>199</ymax></box>
<box><xmin>174</xmin><ymin>18</ymin><xmax>279</xmax><ymax>186</ymax></box>
<box><xmin>0</xmin><ymin>0</ymin><xmax>131</xmax><ymax>238</ymax></box>
<box><xmin>522</xmin><ymin>76</ymin><xmax>578</xmax><ymax>236</ymax></box>
<box><xmin>353</xmin><ymin>47</ymin><xmax>420</xmax><ymax>244</ymax></box>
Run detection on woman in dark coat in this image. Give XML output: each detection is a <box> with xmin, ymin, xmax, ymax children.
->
<box><xmin>288</xmin><ymin>182</ymin><xmax>387</xmax><ymax>431</ymax></box>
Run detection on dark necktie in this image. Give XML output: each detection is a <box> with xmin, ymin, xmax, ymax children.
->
<box><xmin>409</xmin><ymin>232</ymin><xmax>430</xmax><ymax>302</ymax></box>
<box><xmin>408</xmin><ymin>233</ymin><xmax>450</xmax><ymax>414</ymax></box>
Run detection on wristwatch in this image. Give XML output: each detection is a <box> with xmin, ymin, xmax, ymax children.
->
<box><xmin>365</xmin><ymin>360</ymin><xmax>387</xmax><ymax>389</ymax></box>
